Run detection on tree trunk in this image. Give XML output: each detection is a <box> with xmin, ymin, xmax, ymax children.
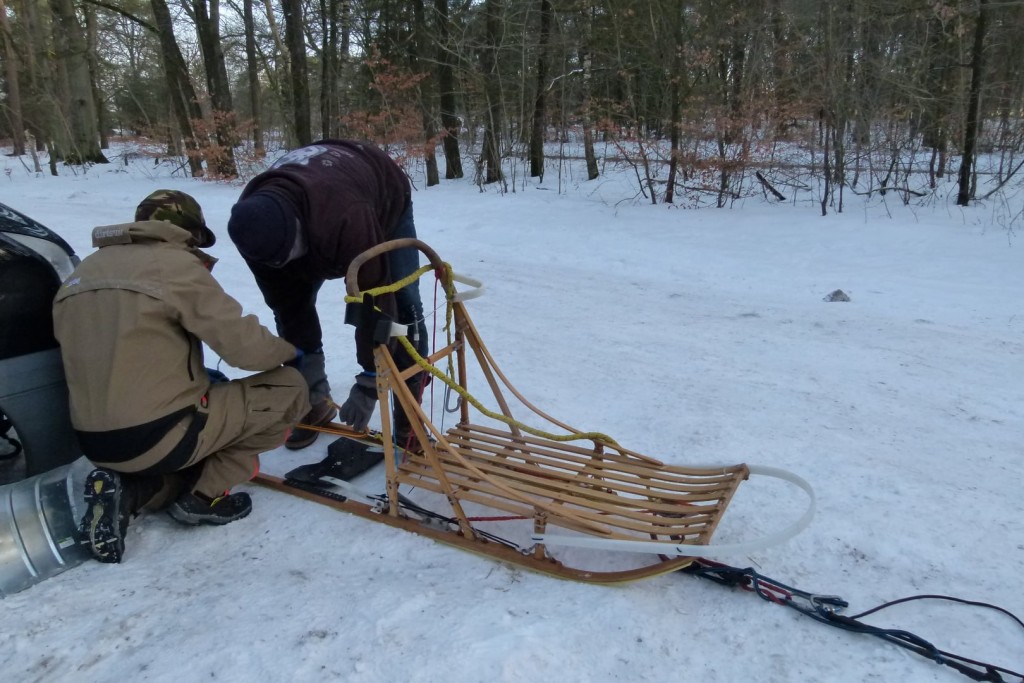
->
<box><xmin>338</xmin><ymin>0</ymin><xmax>351</xmax><ymax>117</ymax></box>
<box><xmin>14</xmin><ymin>0</ymin><xmax>50</xmax><ymax>157</ymax></box>
<box><xmin>281</xmin><ymin>0</ymin><xmax>310</xmax><ymax>147</ymax></box>
<box><xmin>260</xmin><ymin>0</ymin><xmax>291</xmax><ymax>144</ymax></box>
<box><xmin>83</xmin><ymin>3</ymin><xmax>107</xmax><ymax>149</ymax></box>
<box><xmin>47</xmin><ymin>0</ymin><xmax>73</xmax><ymax>162</ymax></box>
<box><xmin>434</xmin><ymin>0</ymin><xmax>462</xmax><ymax>178</ymax></box>
<box><xmin>151</xmin><ymin>0</ymin><xmax>204</xmax><ymax>176</ymax></box>
<box><xmin>193</xmin><ymin>0</ymin><xmax>238</xmax><ymax>177</ymax></box>
<box><xmin>319</xmin><ymin>0</ymin><xmax>338</xmax><ymax>140</ymax></box>
<box><xmin>0</xmin><ymin>0</ymin><xmax>26</xmax><ymax>155</ymax></box>
<box><xmin>414</xmin><ymin>0</ymin><xmax>439</xmax><ymax>186</ymax></box>
<box><xmin>243</xmin><ymin>0</ymin><xmax>264</xmax><ymax>155</ymax></box>
<box><xmin>528</xmin><ymin>0</ymin><xmax>551</xmax><ymax>180</ymax></box>
<box><xmin>957</xmin><ymin>0</ymin><xmax>988</xmax><ymax>207</ymax></box>
<box><xmin>480</xmin><ymin>0</ymin><xmax>503</xmax><ymax>185</ymax></box>
<box><xmin>580</xmin><ymin>2</ymin><xmax>598</xmax><ymax>181</ymax></box>
<box><xmin>49</xmin><ymin>0</ymin><xmax>107</xmax><ymax>163</ymax></box>
<box><xmin>664</xmin><ymin>2</ymin><xmax>685</xmax><ymax>204</ymax></box>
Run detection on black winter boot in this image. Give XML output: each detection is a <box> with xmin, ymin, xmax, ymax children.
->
<box><xmin>167</xmin><ymin>491</ymin><xmax>252</xmax><ymax>526</ymax></box>
<box><xmin>78</xmin><ymin>468</ymin><xmax>129</xmax><ymax>563</ymax></box>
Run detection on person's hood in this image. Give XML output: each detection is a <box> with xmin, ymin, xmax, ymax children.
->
<box><xmin>91</xmin><ymin>220</ymin><xmax>218</xmax><ymax>269</ymax></box>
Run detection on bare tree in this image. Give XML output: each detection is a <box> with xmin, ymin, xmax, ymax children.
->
<box><xmin>150</xmin><ymin>0</ymin><xmax>205</xmax><ymax>176</ymax></box>
<box><xmin>434</xmin><ymin>0</ymin><xmax>463</xmax><ymax>178</ymax></box>
<box><xmin>242</xmin><ymin>0</ymin><xmax>263</xmax><ymax>155</ymax></box>
<box><xmin>317</xmin><ymin>0</ymin><xmax>340</xmax><ymax>140</ymax></box>
<box><xmin>281</xmin><ymin>0</ymin><xmax>309</xmax><ymax>146</ymax></box>
<box><xmin>479</xmin><ymin>0</ymin><xmax>504</xmax><ymax>185</ymax></box>
<box><xmin>528</xmin><ymin>0</ymin><xmax>551</xmax><ymax>179</ymax></box>
<box><xmin>83</xmin><ymin>3</ymin><xmax>107</xmax><ymax>149</ymax></box>
<box><xmin>49</xmin><ymin>0</ymin><xmax>108</xmax><ymax>163</ymax></box>
<box><xmin>190</xmin><ymin>0</ymin><xmax>238</xmax><ymax>177</ymax></box>
<box><xmin>0</xmin><ymin>0</ymin><xmax>26</xmax><ymax>155</ymax></box>
<box><xmin>14</xmin><ymin>0</ymin><xmax>54</xmax><ymax>165</ymax></box>
<box><xmin>414</xmin><ymin>0</ymin><xmax>439</xmax><ymax>186</ymax></box>
<box><xmin>579</xmin><ymin>0</ymin><xmax>597</xmax><ymax>181</ymax></box>
<box><xmin>957</xmin><ymin>0</ymin><xmax>989</xmax><ymax>207</ymax></box>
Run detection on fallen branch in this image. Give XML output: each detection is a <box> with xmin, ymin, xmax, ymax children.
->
<box><xmin>849</xmin><ymin>185</ymin><xmax>927</xmax><ymax>198</ymax></box>
<box><xmin>756</xmin><ymin>171</ymin><xmax>787</xmax><ymax>201</ymax></box>
<box><xmin>980</xmin><ymin>157</ymin><xmax>1024</xmax><ymax>200</ymax></box>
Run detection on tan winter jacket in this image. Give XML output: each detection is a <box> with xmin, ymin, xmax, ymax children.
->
<box><xmin>53</xmin><ymin>220</ymin><xmax>296</xmax><ymax>440</ymax></box>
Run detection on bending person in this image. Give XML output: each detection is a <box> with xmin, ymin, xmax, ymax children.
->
<box><xmin>227</xmin><ymin>140</ymin><xmax>428</xmax><ymax>450</ymax></box>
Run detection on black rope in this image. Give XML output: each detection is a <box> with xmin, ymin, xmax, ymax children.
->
<box><xmin>682</xmin><ymin>559</ymin><xmax>1024</xmax><ymax>683</ymax></box>
<box><xmin>849</xmin><ymin>594</ymin><xmax>1024</xmax><ymax>630</ymax></box>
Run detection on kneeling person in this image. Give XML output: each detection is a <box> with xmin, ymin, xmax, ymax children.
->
<box><xmin>53</xmin><ymin>190</ymin><xmax>310</xmax><ymax>563</ymax></box>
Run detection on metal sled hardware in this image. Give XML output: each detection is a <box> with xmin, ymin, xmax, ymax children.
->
<box><xmin>257</xmin><ymin>239</ymin><xmax>814</xmax><ymax>583</ymax></box>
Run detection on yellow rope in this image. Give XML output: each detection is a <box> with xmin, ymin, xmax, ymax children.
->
<box><xmin>345</xmin><ymin>261</ymin><xmax>618</xmax><ymax>448</ymax></box>
<box><xmin>343</xmin><ymin>264</ymin><xmax>438</xmax><ymax>303</ymax></box>
<box><xmin>396</xmin><ymin>336</ymin><xmax>619</xmax><ymax>447</ymax></box>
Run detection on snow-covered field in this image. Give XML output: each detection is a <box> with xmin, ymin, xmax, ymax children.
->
<box><xmin>1</xmin><ymin>148</ymin><xmax>1021</xmax><ymax>682</ymax></box>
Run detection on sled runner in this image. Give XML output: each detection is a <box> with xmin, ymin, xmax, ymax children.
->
<box><xmin>256</xmin><ymin>239</ymin><xmax>814</xmax><ymax>583</ymax></box>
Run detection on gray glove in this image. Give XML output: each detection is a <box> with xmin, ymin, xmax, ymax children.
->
<box><xmin>338</xmin><ymin>374</ymin><xmax>377</xmax><ymax>432</ymax></box>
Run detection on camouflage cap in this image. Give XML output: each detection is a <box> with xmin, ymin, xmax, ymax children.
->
<box><xmin>135</xmin><ymin>189</ymin><xmax>216</xmax><ymax>248</ymax></box>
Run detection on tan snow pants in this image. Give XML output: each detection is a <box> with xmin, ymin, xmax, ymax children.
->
<box><xmin>137</xmin><ymin>366</ymin><xmax>309</xmax><ymax>506</ymax></box>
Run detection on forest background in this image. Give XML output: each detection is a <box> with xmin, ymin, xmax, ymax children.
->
<box><xmin>1</xmin><ymin>0</ymin><xmax>1023</xmax><ymax>218</ymax></box>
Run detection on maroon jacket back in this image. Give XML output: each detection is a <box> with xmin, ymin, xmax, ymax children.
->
<box><xmin>239</xmin><ymin>140</ymin><xmax>412</xmax><ymax>285</ymax></box>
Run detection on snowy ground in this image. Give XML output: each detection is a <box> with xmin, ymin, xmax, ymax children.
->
<box><xmin>1</xmin><ymin>149</ymin><xmax>1022</xmax><ymax>683</ymax></box>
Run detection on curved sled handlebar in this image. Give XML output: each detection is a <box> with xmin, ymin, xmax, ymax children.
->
<box><xmin>347</xmin><ymin>239</ymin><xmax>485</xmax><ymax>302</ymax></box>
<box><xmin>346</xmin><ymin>238</ymin><xmax>447</xmax><ymax>297</ymax></box>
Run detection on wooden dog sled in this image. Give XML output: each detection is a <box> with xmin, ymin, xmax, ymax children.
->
<box><xmin>256</xmin><ymin>239</ymin><xmax>814</xmax><ymax>584</ymax></box>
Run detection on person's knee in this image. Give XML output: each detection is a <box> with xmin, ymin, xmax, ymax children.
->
<box><xmin>238</xmin><ymin>366</ymin><xmax>311</xmax><ymax>420</ymax></box>
<box><xmin>251</xmin><ymin>365</ymin><xmax>307</xmax><ymax>393</ymax></box>
<box><xmin>270</xmin><ymin>367</ymin><xmax>312</xmax><ymax>417</ymax></box>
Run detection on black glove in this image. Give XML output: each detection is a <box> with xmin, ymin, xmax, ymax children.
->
<box><xmin>284</xmin><ymin>349</ymin><xmax>306</xmax><ymax>371</ymax></box>
<box><xmin>205</xmin><ymin>367</ymin><xmax>230</xmax><ymax>384</ymax></box>
<box><xmin>338</xmin><ymin>373</ymin><xmax>377</xmax><ymax>432</ymax></box>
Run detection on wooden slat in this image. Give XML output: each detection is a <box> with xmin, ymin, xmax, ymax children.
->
<box><xmin>436</xmin><ymin>446</ymin><xmax>735</xmax><ymax>509</ymax></box>
<box><xmin>456</xmin><ymin>424</ymin><xmax>748</xmax><ymax>484</ymax></box>
<box><xmin>397</xmin><ymin>467</ymin><xmax>713</xmax><ymax>540</ymax></box>
<box><xmin>397</xmin><ymin>451</ymin><xmax>734</xmax><ymax>537</ymax></box>
<box><xmin>401</xmin><ymin>455</ymin><xmax>723</xmax><ymax>523</ymax></box>
<box><xmin>446</xmin><ymin>429</ymin><xmax>742</xmax><ymax>493</ymax></box>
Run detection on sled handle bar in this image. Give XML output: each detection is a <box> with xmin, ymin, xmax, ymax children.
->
<box><xmin>347</xmin><ymin>238</ymin><xmax>484</xmax><ymax>302</ymax></box>
<box><xmin>346</xmin><ymin>238</ymin><xmax>448</xmax><ymax>298</ymax></box>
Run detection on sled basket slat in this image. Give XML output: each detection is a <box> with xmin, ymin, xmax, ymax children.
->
<box><xmin>395</xmin><ymin>422</ymin><xmax>748</xmax><ymax>544</ymax></box>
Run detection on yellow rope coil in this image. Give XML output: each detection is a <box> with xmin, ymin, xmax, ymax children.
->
<box><xmin>343</xmin><ymin>263</ymin><xmax>439</xmax><ymax>303</ymax></box>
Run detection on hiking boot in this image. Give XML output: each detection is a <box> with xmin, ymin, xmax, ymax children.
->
<box><xmin>167</xmin><ymin>491</ymin><xmax>253</xmax><ymax>526</ymax></box>
<box><xmin>285</xmin><ymin>400</ymin><xmax>337</xmax><ymax>450</ymax></box>
<box><xmin>78</xmin><ymin>468</ymin><xmax>130</xmax><ymax>564</ymax></box>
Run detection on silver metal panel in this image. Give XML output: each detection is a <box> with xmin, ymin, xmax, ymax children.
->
<box><xmin>0</xmin><ymin>458</ymin><xmax>91</xmax><ymax>597</ymax></box>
